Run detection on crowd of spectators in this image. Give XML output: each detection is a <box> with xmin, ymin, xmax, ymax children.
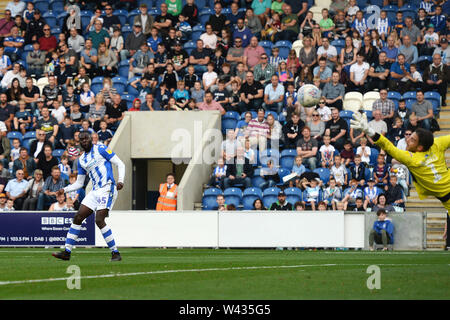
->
<box><xmin>0</xmin><ymin>0</ymin><xmax>447</xmax><ymax>211</ymax></box>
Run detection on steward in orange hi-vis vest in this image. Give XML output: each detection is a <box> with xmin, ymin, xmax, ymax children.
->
<box><xmin>156</xmin><ymin>173</ymin><xmax>177</xmax><ymax>211</ymax></box>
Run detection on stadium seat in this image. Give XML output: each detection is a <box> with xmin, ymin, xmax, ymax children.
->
<box><xmin>51</xmin><ymin>27</ymin><xmax>61</xmax><ymax>38</ymax></box>
<box><xmin>50</xmin><ymin>0</ymin><xmax>65</xmax><ymax>14</ymax></box>
<box><xmin>265</xmin><ymin>110</ymin><xmax>278</xmax><ymax>121</ymax></box>
<box><xmin>369</xmin><ymin>0</ymin><xmax>383</xmax><ymax>6</ymax></box>
<box><xmin>191</xmin><ymin>25</ymin><xmax>205</xmax><ymax>42</ymax></box>
<box><xmin>127</xmin><ymin>9</ymin><xmax>141</xmax><ymax>25</ymax></box>
<box><xmin>259</xmin><ymin>41</ymin><xmax>273</xmax><ymax>57</ymax></box>
<box><xmin>34</xmin><ymin>1</ymin><xmax>49</xmax><ymax>13</ymax></box>
<box><xmin>52</xmin><ymin>149</ymin><xmax>65</xmax><ymax>158</ymax></box>
<box><xmin>155</xmin><ymin>0</ymin><xmax>165</xmax><ymax>9</ymax></box>
<box><xmin>138</xmin><ymin>0</ymin><xmax>153</xmax><ymax>7</ymax></box>
<box><xmin>221</xmin><ymin>111</ymin><xmax>240</xmax><ymax>134</ymax></box>
<box><xmin>122</xmin><ymin>94</ymin><xmax>136</xmax><ymax>109</ymax></box>
<box><xmin>148</xmin><ymin>8</ymin><xmax>161</xmax><ymax>17</ymax></box>
<box><xmin>274</xmin><ymin>41</ymin><xmax>292</xmax><ymax>59</ymax></box>
<box><xmin>127</xmin><ymin>77</ymin><xmax>140</xmax><ymax>96</ymax></box>
<box><xmin>36</xmin><ymin>77</ymin><xmax>49</xmax><ymax>95</ymax></box>
<box><xmin>260</xmin><ymin>149</ymin><xmax>280</xmax><ymax>167</ymax></box>
<box><xmin>262</xmin><ymin>187</ymin><xmax>281</xmax><ymax>209</ymax></box>
<box><xmin>251</xmin><ymin>168</ymin><xmax>265</xmax><ymax>188</ymax></box>
<box><xmin>118</xmin><ymin>59</ymin><xmax>130</xmax><ymax>78</ymax></box>
<box><xmin>113</xmin><ymin>10</ymin><xmax>128</xmax><ymax>26</ymax></box>
<box><xmin>424</xmin><ymin>92</ymin><xmax>441</xmax><ymax>115</ymax></box>
<box><xmin>284</xmin><ymin>187</ymin><xmax>302</xmax><ymax>206</ymax></box>
<box><xmin>364</xmin><ymin>110</ymin><xmax>373</xmax><ymax>121</ymax></box>
<box><xmin>121</xmin><ymin>25</ymin><xmax>133</xmax><ymax>41</ymax></box>
<box><xmin>7</xmin><ymin>132</ymin><xmax>23</xmax><ymax>145</ymax></box>
<box><xmin>313</xmin><ymin>168</ymin><xmax>330</xmax><ymax>185</ymax></box>
<box><xmin>277</xmin><ymin>168</ymin><xmax>291</xmax><ymax>186</ymax></box>
<box><xmin>112</xmin><ymin>76</ymin><xmax>127</xmax><ymax>95</ymax></box>
<box><xmin>223</xmin><ymin>187</ymin><xmax>243</xmax><ymax>209</ymax></box>
<box><xmin>369</xmin><ymin>148</ymin><xmax>379</xmax><ymax>166</ymax></box>
<box><xmin>199</xmin><ymin>8</ymin><xmax>213</xmax><ymax>25</ymax></box>
<box><xmin>240</xmin><ymin>111</ymin><xmax>257</xmax><ymax>120</ymax></box>
<box><xmin>57</xmin><ymin>12</ymin><xmax>68</xmax><ymax>28</ymax></box>
<box><xmin>23</xmin><ymin>131</ymin><xmax>36</xmax><ymax>141</ymax></box>
<box><xmin>202</xmin><ymin>187</ymin><xmax>222</xmax><ymax>210</ymax></box>
<box><xmin>242</xmin><ymin>187</ymin><xmax>263</xmax><ymax>210</ymax></box>
<box><xmin>387</xmin><ymin>91</ymin><xmax>402</xmax><ymax>110</ymax></box>
<box><xmin>183</xmin><ymin>41</ymin><xmax>196</xmax><ymax>55</ymax></box>
<box><xmin>90</xmin><ymin>76</ymin><xmax>104</xmax><ymax>94</ymax></box>
<box><xmin>362</xmin><ymin>91</ymin><xmax>380</xmax><ymax>111</ymax></box>
<box><xmin>402</xmin><ymin>91</ymin><xmax>417</xmax><ymax>111</ymax></box>
<box><xmin>343</xmin><ymin>92</ymin><xmax>363</xmax><ymax>112</ymax></box>
<box><xmin>417</xmin><ymin>55</ymin><xmax>432</xmax><ymax>72</ymax></box>
<box><xmin>43</xmin><ymin>11</ymin><xmax>57</xmax><ymax>29</ymax></box>
<box><xmin>192</xmin><ymin>0</ymin><xmax>206</xmax><ymax>9</ymax></box>
<box><xmin>80</xmin><ymin>11</ymin><xmax>93</xmax><ymax>31</ymax></box>
<box><xmin>280</xmin><ymin>149</ymin><xmax>297</xmax><ymax>170</ymax></box>
<box><xmin>291</xmin><ymin>40</ymin><xmax>303</xmax><ymax>57</ymax></box>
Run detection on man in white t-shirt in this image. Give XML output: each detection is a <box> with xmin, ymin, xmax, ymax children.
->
<box><xmin>202</xmin><ymin>63</ymin><xmax>218</xmax><ymax>92</ymax></box>
<box><xmin>349</xmin><ymin>52</ymin><xmax>370</xmax><ymax>93</ymax></box>
<box><xmin>317</xmin><ymin>37</ymin><xmax>338</xmax><ymax>69</ymax></box>
<box><xmin>368</xmin><ymin>109</ymin><xmax>388</xmax><ymax>137</ymax></box>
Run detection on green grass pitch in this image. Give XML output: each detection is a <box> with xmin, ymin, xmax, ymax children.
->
<box><xmin>0</xmin><ymin>248</ymin><xmax>449</xmax><ymax>300</ymax></box>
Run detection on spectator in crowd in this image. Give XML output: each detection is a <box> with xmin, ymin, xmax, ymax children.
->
<box><xmin>323</xmin><ymin>177</ymin><xmax>342</xmax><ymax>210</ymax></box>
<box><xmin>399</xmin><ymin>35</ymin><xmax>419</xmax><ymax>65</ymax></box>
<box><xmin>282</xmin><ymin>112</ymin><xmax>304</xmax><ymax>149</ymax></box>
<box><xmin>298</xmin><ymin>36</ymin><xmax>317</xmax><ymax>70</ymax></box>
<box><xmin>156</xmin><ymin>173</ymin><xmax>178</xmax><ymax>211</ymax></box>
<box><xmin>36</xmin><ymin>106</ymin><xmax>59</xmax><ymax>146</ymax></box>
<box><xmin>325</xmin><ymin>108</ymin><xmax>348</xmax><ymax>151</ymax></box>
<box><xmin>364</xmin><ymin>178</ymin><xmax>380</xmax><ymax>210</ymax></box>
<box><xmin>134</xmin><ymin>3</ymin><xmax>153</xmax><ymax>37</ymax></box>
<box><xmin>369</xmin><ymin>209</ymin><xmax>394</xmax><ymax>251</ymax></box>
<box><xmin>37</xmin><ymin>165</ymin><xmax>65</xmax><ymax>210</ymax></box>
<box><xmin>384</xmin><ymin>174</ymin><xmax>404</xmax><ymax>209</ymax></box>
<box><xmin>259</xmin><ymin>159</ymin><xmax>280</xmax><ymax>189</ymax></box>
<box><xmin>368</xmin><ymin>109</ymin><xmax>388</xmax><ymax>140</ymax></box>
<box><xmin>342</xmin><ymin>178</ymin><xmax>363</xmax><ymax>210</ymax></box>
<box><xmin>433</xmin><ymin>38</ymin><xmax>450</xmax><ymax>66</ymax></box>
<box><xmin>253</xmin><ymin>53</ymin><xmax>276</xmax><ymax>86</ymax></box>
<box><xmin>275</xmin><ymin>4</ymin><xmax>299</xmax><ymax>43</ymax></box>
<box><xmin>367</xmin><ymin>51</ymin><xmax>391</xmax><ymax>91</ymax></box>
<box><xmin>244</xmin><ymin>36</ymin><xmax>265</xmax><ymax>70</ymax></box>
<box><xmin>36</xmin><ymin>144</ymin><xmax>58</xmax><ymax>180</ymax></box>
<box><xmin>0</xmin><ymin>10</ymin><xmax>14</xmax><ymax>40</ymax></box>
<box><xmin>154</xmin><ymin>3</ymin><xmax>176</xmax><ymax>36</ymax></box>
<box><xmin>389</xmin><ymin>53</ymin><xmax>411</xmax><ymax>94</ymax></box>
<box><xmin>12</xmin><ymin>146</ymin><xmax>34</xmax><ymax>179</ymax></box>
<box><xmin>209</xmin><ymin>2</ymin><xmax>227</xmax><ymax>35</ymax></box>
<box><xmin>253</xmin><ymin>198</ymin><xmax>266</xmax><ymax>210</ymax></box>
<box><xmin>121</xmin><ymin>22</ymin><xmax>147</xmax><ymax>61</ymax></box>
<box><xmin>4</xmin><ymin>168</ymin><xmax>28</xmax><ymax>209</ymax></box>
<box><xmin>348</xmin><ymin>52</ymin><xmax>369</xmax><ymax>92</ymax></box>
<box><xmin>296</xmin><ymin>126</ymin><xmax>318</xmax><ymax>170</ymax></box>
<box><xmin>349</xmin><ymin>154</ymin><xmax>366</xmax><ymax>187</ymax></box>
<box><xmin>233</xmin><ymin>18</ymin><xmax>253</xmax><ymax>48</ymax></box>
<box><xmin>209</xmin><ymin>158</ymin><xmax>227</xmax><ymax>189</ymax></box>
<box><xmin>189</xmin><ymin>39</ymin><xmax>211</xmax><ymax>75</ymax></box>
<box><xmin>322</xmin><ymin>71</ymin><xmax>345</xmax><ymax>110</ymax></box>
<box><xmin>330</xmin><ymin>154</ymin><xmax>347</xmax><ymax>188</ymax></box>
<box><xmin>263</xmin><ymin>74</ymin><xmax>285</xmax><ymax>114</ymax></box>
<box><xmin>423</xmin><ymin>53</ymin><xmax>449</xmax><ymax>104</ymax></box>
<box><xmin>307</xmin><ymin>108</ymin><xmax>326</xmax><ymax>140</ymax></box>
<box><xmin>239</xmin><ymin>71</ymin><xmax>264</xmax><ymax>113</ymax></box>
<box><xmin>21</xmin><ymin>168</ymin><xmax>44</xmax><ymax>210</ymax></box>
<box><xmin>197</xmin><ymin>91</ymin><xmax>226</xmax><ymax>115</ymax></box>
<box><xmin>411</xmin><ymin>90</ymin><xmax>434</xmax><ymax>131</ymax></box>
<box><xmin>68</xmin><ymin>28</ymin><xmax>85</xmax><ymax>54</ymax></box>
<box><xmin>223</xmin><ymin>146</ymin><xmax>254</xmax><ymax>189</ymax></box>
<box><xmin>48</xmin><ymin>192</ymin><xmax>71</xmax><ymax>211</ymax></box>
<box><xmin>313</xmin><ymin>57</ymin><xmax>332</xmax><ymax>89</ymax></box>
<box><xmin>88</xmin><ymin>19</ymin><xmax>110</xmax><ymax>50</ymax></box>
<box><xmin>317</xmin><ymin>37</ymin><xmax>338</xmax><ymax>69</ymax></box>
<box><xmin>269</xmin><ymin>190</ymin><xmax>293</xmax><ymax>211</ymax></box>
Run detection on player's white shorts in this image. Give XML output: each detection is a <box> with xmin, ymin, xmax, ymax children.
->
<box><xmin>81</xmin><ymin>183</ymin><xmax>118</xmax><ymax>212</ymax></box>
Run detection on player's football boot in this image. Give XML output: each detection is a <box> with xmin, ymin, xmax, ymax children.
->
<box><xmin>52</xmin><ymin>250</ymin><xmax>71</xmax><ymax>261</ymax></box>
<box><xmin>111</xmin><ymin>251</ymin><xmax>122</xmax><ymax>262</ymax></box>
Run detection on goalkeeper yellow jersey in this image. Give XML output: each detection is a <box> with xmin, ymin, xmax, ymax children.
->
<box><xmin>375</xmin><ymin>134</ymin><xmax>450</xmax><ymax>202</ymax></box>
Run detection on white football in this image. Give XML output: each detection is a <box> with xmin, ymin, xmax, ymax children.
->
<box><xmin>297</xmin><ymin>84</ymin><xmax>321</xmax><ymax>107</ymax></box>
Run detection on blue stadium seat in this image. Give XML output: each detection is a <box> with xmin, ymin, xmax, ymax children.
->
<box><xmin>223</xmin><ymin>187</ymin><xmax>243</xmax><ymax>209</ymax></box>
<box><xmin>155</xmin><ymin>0</ymin><xmax>165</xmax><ymax>9</ymax></box>
<box><xmin>280</xmin><ymin>149</ymin><xmax>297</xmax><ymax>170</ymax></box>
<box><xmin>51</xmin><ymin>27</ymin><xmax>61</xmax><ymax>38</ymax></box>
<box><xmin>127</xmin><ymin>8</ymin><xmax>141</xmax><ymax>25</ymax></box>
<box><xmin>199</xmin><ymin>8</ymin><xmax>213</xmax><ymax>25</ymax></box>
<box><xmin>122</xmin><ymin>94</ymin><xmax>136</xmax><ymax>109</ymax></box>
<box><xmin>424</xmin><ymin>91</ymin><xmax>441</xmax><ymax>115</ymax></box>
<box><xmin>52</xmin><ymin>149</ymin><xmax>65</xmax><ymax>158</ymax></box>
<box><xmin>265</xmin><ymin>110</ymin><xmax>278</xmax><ymax>120</ymax></box>
<box><xmin>387</xmin><ymin>91</ymin><xmax>402</xmax><ymax>110</ymax></box>
<box><xmin>183</xmin><ymin>41</ymin><xmax>196</xmax><ymax>55</ymax></box>
<box><xmin>121</xmin><ymin>25</ymin><xmax>133</xmax><ymax>41</ymax></box>
<box><xmin>193</xmin><ymin>0</ymin><xmax>206</xmax><ymax>9</ymax></box>
<box><xmin>43</xmin><ymin>11</ymin><xmax>57</xmax><ymax>29</ymax></box>
<box><xmin>364</xmin><ymin>110</ymin><xmax>373</xmax><ymax>121</ymax></box>
<box><xmin>57</xmin><ymin>12</ymin><xmax>68</xmax><ymax>28</ymax></box>
<box><xmin>127</xmin><ymin>77</ymin><xmax>140</xmax><ymax>96</ymax></box>
<box><xmin>284</xmin><ymin>187</ymin><xmax>302</xmax><ymax>205</ymax></box>
<box><xmin>80</xmin><ymin>11</ymin><xmax>93</xmax><ymax>31</ymax></box>
<box><xmin>262</xmin><ymin>187</ymin><xmax>281</xmax><ymax>209</ymax></box>
<box><xmin>274</xmin><ymin>41</ymin><xmax>292</xmax><ymax>59</ymax></box>
<box><xmin>259</xmin><ymin>41</ymin><xmax>273</xmax><ymax>57</ymax></box>
<box><xmin>260</xmin><ymin>149</ymin><xmax>280</xmax><ymax>167</ymax></box>
<box><xmin>112</xmin><ymin>76</ymin><xmax>127</xmax><ymax>95</ymax></box>
<box><xmin>113</xmin><ymin>10</ymin><xmax>128</xmax><ymax>26</ymax></box>
<box><xmin>365</xmin><ymin>166</ymin><xmax>373</xmax><ymax>181</ymax></box>
<box><xmin>357</xmin><ymin>0</ymin><xmax>368</xmax><ymax>7</ymax></box>
<box><xmin>118</xmin><ymin>59</ymin><xmax>130</xmax><ymax>78</ymax></box>
<box><xmin>138</xmin><ymin>0</ymin><xmax>153</xmax><ymax>7</ymax></box>
<box><xmin>202</xmin><ymin>187</ymin><xmax>222</xmax><ymax>210</ymax></box>
<box><xmin>34</xmin><ymin>1</ymin><xmax>49</xmax><ymax>13</ymax></box>
<box><xmin>340</xmin><ymin>110</ymin><xmax>353</xmax><ymax>121</ymax></box>
<box><xmin>369</xmin><ymin>148</ymin><xmax>379</xmax><ymax>166</ymax></box>
<box><xmin>242</xmin><ymin>187</ymin><xmax>263</xmax><ymax>210</ymax></box>
<box><xmin>313</xmin><ymin>168</ymin><xmax>330</xmax><ymax>185</ymax></box>
<box><xmin>402</xmin><ymin>91</ymin><xmax>416</xmax><ymax>111</ymax></box>
<box><xmin>191</xmin><ymin>25</ymin><xmax>205</xmax><ymax>42</ymax></box>
<box><xmin>90</xmin><ymin>76</ymin><xmax>104</xmax><ymax>94</ymax></box>
<box><xmin>251</xmin><ymin>168</ymin><xmax>265</xmax><ymax>188</ymax></box>
<box><xmin>277</xmin><ymin>168</ymin><xmax>291</xmax><ymax>186</ymax></box>
<box><xmin>221</xmin><ymin>111</ymin><xmax>240</xmax><ymax>134</ymax></box>
<box><xmin>50</xmin><ymin>0</ymin><xmax>65</xmax><ymax>14</ymax></box>
<box><xmin>23</xmin><ymin>131</ymin><xmax>36</xmax><ymax>140</ymax></box>
<box><xmin>240</xmin><ymin>111</ymin><xmax>257</xmax><ymax>119</ymax></box>
<box><xmin>7</xmin><ymin>132</ymin><xmax>23</xmax><ymax>145</ymax></box>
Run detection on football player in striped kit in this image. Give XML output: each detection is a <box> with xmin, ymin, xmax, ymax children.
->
<box><xmin>52</xmin><ymin>132</ymin><xmax>125</xmax><ymax>262</ymax></box>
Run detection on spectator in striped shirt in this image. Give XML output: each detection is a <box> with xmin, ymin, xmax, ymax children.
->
<box><xmin>245</xmin><ymin>108</ymin><xmax>270</xmax><ymax>152</ymax></box>
<box><xmin>371</xmin><ymin>88</ymin><xmax>395</xmax><ymax>128</ymax></box>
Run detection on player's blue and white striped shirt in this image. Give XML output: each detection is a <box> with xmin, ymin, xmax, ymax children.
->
<box><xmin>77</xmin><ymin>144</ymin><xmax>116</xmax><ymax>190</ymax></box>
<box><xmin>352</xmin><ymin>18</ymin><xmax>368</xmax><ymax>37</ymax></box>
<box><xmin>420</xmin><ymin>1</ymin><xmax>434</xmax><ymax>13</ymax></box>
<box><xmin>377</xmin><ymin>18</ymin><xmax>390</xmax><ymax>36</ymax></box>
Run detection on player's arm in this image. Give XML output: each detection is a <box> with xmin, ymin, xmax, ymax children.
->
<box><xmin>434</xmin><ymin>135</ymin><xmax>450</xmax><ymax>152</ymax></box>
<box><xmin>98</xmin><ymin>145</ymin><xmax>125</xmax><ymax>189</ymax></box>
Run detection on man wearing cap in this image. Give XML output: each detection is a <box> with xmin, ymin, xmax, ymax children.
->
<box><xmin>169</xmin><ymin>41</ymin><xmax>189</xmax><ymax>75</ymax></box>
<box><xmin>26</xmin><ymin>41</ymin><xmax>45</xmax><ymax>78</ymax></box>
<box><xmin>433</xmin><ymin>38</ymin><xmax>450</xmax><ymax>66</ymax></box>
<box><xmin>134</xmin><ymin>3</ymin><xmax>153</xmax><ymax>37</ymax></box>
<box><xmin>120</xmin><ymin>22</ymin><xmax>146</xmax><ymax>61</ymax></box>
<box><xmin>5</xmin><ymin>169</ymin><xmax>28</xmax><ymax>210</ymax></box>
<box><xmin>269</xmin><ymin>191</ymin><xmax>293</xmax><ymax>211</ymax></box>
<box><xmin>128</xmin><ymin>42</ymin><xmax>154</xmax><ymax>80</ymax></box>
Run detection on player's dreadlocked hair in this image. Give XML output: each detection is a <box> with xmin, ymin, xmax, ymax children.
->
<box><xmin>415</xmin><ymin>128</ymin><xmax>434</xmax><ymax>152</ymax></box>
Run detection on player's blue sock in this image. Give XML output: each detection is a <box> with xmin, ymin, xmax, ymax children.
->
<box><xmin>101</xmin><ymin>226</ymin><xmax>118</xmax><ymax>253</ymax></box>
<box><xmin>65</xmin><ymin>223</ymin><xmax>82</xmax><ymax>253</ymax></box>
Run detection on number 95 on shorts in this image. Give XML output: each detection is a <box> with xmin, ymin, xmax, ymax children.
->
<box><xmin>81</xmin><ymin>184</ymin><xmax>118</xmax><ymax>211</ymax></box>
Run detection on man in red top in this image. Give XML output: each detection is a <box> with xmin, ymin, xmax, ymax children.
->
<box><xmin>38</xmin><ymin>24</ymin><xmax>57</xmax><ymax>53</ymax></box>
<box><xmin>197</xmin><ymin>91</ymin><xmax>226</xmax><ymax>115</ymax></box>
<box><xmin>0</xmin><ymin>10</ymin><xmax>14</xmax><ymax>39</ymax></box>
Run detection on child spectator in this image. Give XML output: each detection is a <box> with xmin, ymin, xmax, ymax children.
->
<box><xmin>289</xmin><ymin>155</ymin><xmax>306</xmax><ymax>187</ymax></box>
<box><xmin>369</xmin><ymin>209</ymin><xmax>394</xmax><ymax>251</ymax></box>
<box><xmin>374</xmin><ymin>154</ymin><xmax>389</xmax><ymax>187</ymax></box>
<box><xmin>70</xmin><ymin>103</ymin><xmax>84</xmax><ymax>127</ymax></box>
<box><xmin>304</xmin><ymin>178</ymin><xmax>321</xmax><ymax>210</ymax></box>
<box><xmin>295</xmin><ymin>201</ymin><xmax>305</xmax><ymax>211</ymax></box>
<box><xmin>393</xmin><ymin>11</ymin><xmax>405</xmax><ymax>36</ymax></box>
<box><xmin>353</xmin><ymin>197</ymin><xmax>365</xmax><ymax>211</ymax></box>
<box><xmin>9</xmin><ymin>138</ymin><xmax>21</xmax><ymax>167</ymax></box>
<box><xmin>389</xmin><ymin>117</ymin><xmax>405</xmax><ymax>146</ymax></box>
<box><xmin>323</xmin><ymin>177</ymin><xmax>343</xmax><ymax>210</ymax></box>
<box><xmin>342</xmin><ymin>178</ymin><xmax>364</xmax><ymax>210</ymax></box>
<box><xmin>4</xmin><ymin>198</ymin><xmax>15</xmax><ymax>211</ymax></box>
<box><xmin>190</xmin><ymin>81</ymin><xmax>205</xmax><ymax>103</ymax></box>
<box><xmin>58</xmin><ymin>155</ymin><xmax>71</xmax><ymax>179</ymax></box>
<box><xmin>97</xmin><ymin>120</ymin><xmax>114</xmax><ymax>146</ymax></box>
<box><xmin>406</xmin><ymin>114</ymin><xmax>420</xmax><ymax>132</ymax></box>
<box><xmin>317</xmin><ymin>201</ymin><xmax>327</xmax><ymax>211</ymax></box>
<box><xmin>394</xmin><ymin>99</ymin><xmax>411</xmax><ymax>128</ymax></box>
<box><xmin>340</xmin><ymin>140</ymin><xmax>355</xmax><ymax>167</ymax></box>
<box><xmin>80</xmin><ymin>119</ymin><xmax>95</xmax><ymax>135</ymax></box>
<box><xmin>59</xmin><ymin>116</ymin><xmax>76</xmax><ymax>148</ymax></box>
<box><xmin>364</xmin><ymin>178</ymin><xmax>380</xmax><ymax>210</ymax></box>
<box><xmin>162</xmin><ymin>63</ymin><xmax>179</xmax><ymax>93</ymax></box>
<box><xmin>346</xmin><ymin>0</ymin><xmax>359</xmax><ymax>23</ymax></box>
<box><xmin>319</xmin><ymin>135</ymin><xmax>335</xmax><ymax>168</ymax></box>
<box><xmin>262</xmin><ymin>12</ymin><xmax>281</xmax><ymax>42</ymax></box>
<box><xmin>13</xmin><ymin>100</ymin><xmax>31</xmax><ymax>135</ymax></box>
<box><xmin>356</xmin><ymin>137</ymin><xmax>371</xmax><ymax>165</ymax></box>
<box><xmin>211</xmin><ymin>48</ymin><xmax>226</xmax><ymax>75</ymax></box>
<box><xmin>66</xmin><ymin>173</ymin><xmax>81</xmax><ymax>210</ymax></box>
<box><xmin>299</xmin><ymin>11</ymin><xmax>316</xmax><ymax>39</ymax></box>
<box><xmin>317</xmin><ymin>98</ymin><xmax>331</xmax><ymax>122</ymax></box>
<box><xmin>229</xmin><ymin>80</ymin><xmax>241</xmax><ymax>112</ymax></box>
<box><xmin>209</xmin><ymin>158</ymin><xmax>227</xmax><ymax>189</ymax></box>
<box><xmin>284</xmin><ymin>83</ymin><xmax>298</xmax><ymax>105</ymax></box>
<box><xmin>212</xmin><ymin>80</ymin><xmax>230</xmax><ymax>111</ymax></box>
<box><xmin>330</xmin><ymin>155</ymin><xmax>347</xmax><ymax>188</ymax></box>
<box><xmin>176</xmin><ymin>14</ymin><xmax>192</xmax><ymax>41</ymax></box>
<box><xmin>349</xmin><ymin>154</ymin><xmax>366</xmax><ymax>187</ymax></box>
<box><xmin>269</xmin><ymin>47</ymin><xmax>284</xmax><ymax>70</ymax></box>
<box><xmin>173</xmin><ymin>80</ymin><xmax>190</xmax><ymax>110</ymax></box>
<box><xmin>183</xmin><ymin>65</ymin><xmax>199</xmax><ymax>91</ymax></box>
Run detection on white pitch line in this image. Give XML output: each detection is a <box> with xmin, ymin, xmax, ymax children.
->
<box><xmin>0</xmin><ymin>263</ymin><xmax>445</xmax><ymax>286</ymax></box>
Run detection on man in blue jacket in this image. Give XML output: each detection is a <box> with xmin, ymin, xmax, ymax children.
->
<box><xmin>369</xmin><ymin>209</ymin><xmax>394</xmax><ymax>251</ymax></box>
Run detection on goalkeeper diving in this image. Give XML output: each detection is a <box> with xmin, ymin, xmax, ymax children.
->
<box><xmin>351</xmin><ymin>112</ymin><xmax>450</xmax><ymax>214</ymax></box>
